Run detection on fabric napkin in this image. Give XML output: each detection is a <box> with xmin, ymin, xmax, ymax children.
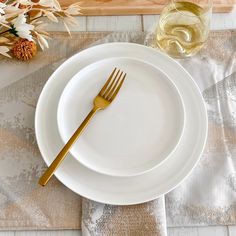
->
<box><xmin>0</xmin><ymin>30</ymin><xmax>236</xmax><ymax>234</ymax></box>
<box><xmin>82</xmin><ymin>198</ymin><xmax>167</xmax><ymax>235</ymax></box>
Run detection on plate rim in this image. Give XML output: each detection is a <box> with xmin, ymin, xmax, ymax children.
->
<box><xmin>56</xmin><ymin>56</ymin><xmax>186</xmax><ymax>177</ymax></box>
<box><xmin>35</xmin><ymin>42</ymin><xmax>208</xmax><ymax>205</ymax></box>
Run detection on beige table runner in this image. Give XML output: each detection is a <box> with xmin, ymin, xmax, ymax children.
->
<box><xmin>0</xmin><ymin>31</ymin><xmax>235</xmax><ymax>234</ymax></box>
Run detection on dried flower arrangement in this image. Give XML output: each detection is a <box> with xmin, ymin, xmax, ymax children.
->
<box><xmin>0</xmin><ymin>0</ymin><xmax>81</xmax><ymax>60</ymax></box>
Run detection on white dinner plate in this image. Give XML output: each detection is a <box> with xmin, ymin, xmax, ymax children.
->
<box><xmin>35</xmin><ymin>43</ymin><xmax>208</xmax><ymax>205</ymax></box>
<box><xmin>57</xmin><ymin>57</ymin><xmax>185</xmax><ymax>177</ymax></box>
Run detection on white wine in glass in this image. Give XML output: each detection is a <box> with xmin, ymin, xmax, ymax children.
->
<box><xmin>156</xmin><ymin>0</ymin><xmax>212</xmax><ymax>58</ymax></box>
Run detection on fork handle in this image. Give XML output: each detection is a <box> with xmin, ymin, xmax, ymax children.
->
<box><xmin>39</xmin><ymin>108</ymin><xmax>98</xmax><ymax>186</ymax></box>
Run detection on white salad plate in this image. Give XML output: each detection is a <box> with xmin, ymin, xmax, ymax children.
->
<box><xmin>57</xmin><ymin>57</ymin><xmax>185</xmax><ymax>177</ymax></box>
<box><xmin>35</xmin><ymin>42</ymin><xmax>208</xmax><ymax>205</ymax></box>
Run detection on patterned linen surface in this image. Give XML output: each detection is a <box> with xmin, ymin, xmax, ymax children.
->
<box><xmin>0</xmin><ymin>31</ymin><xmax>235</xmax><ymax>235</ymax></box>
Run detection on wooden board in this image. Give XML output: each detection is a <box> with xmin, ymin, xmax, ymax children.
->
<box><xmin>60</xmin><ymin>0</ymin><xmax>236</xmax><ymax>15</ymax></box>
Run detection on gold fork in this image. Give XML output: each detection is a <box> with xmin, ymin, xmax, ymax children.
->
<box><xmin>39</xmin><ymin>68</ymin><xmax>127</xmax><ymax>186</ymax></box>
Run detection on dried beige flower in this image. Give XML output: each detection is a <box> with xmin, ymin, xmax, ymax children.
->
<box><xmin>11</xmin><ymin>14</ymin><xmax>34</xmax><ymax>40</ymax></box>
<box><xmin>44</xmin><ymin>11</ymin><xmax>58</xmax><ymax>22</ymax></box>
<box><xmin>0</xmin><ymin>0</ymin><xmax>81</xmax><ymax>60</ymax></box>
<box><xmin>34</xmin><ymin>31</ymin><xmax>49</xmax><ymax>50</ymax></box>
<box><xmin>0</xmin><ymin>46</ymin><xmax>11</xmax><ymax>57</ymax></box>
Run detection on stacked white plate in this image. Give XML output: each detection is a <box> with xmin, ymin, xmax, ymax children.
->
<box><xmin>35</xmin><ymin>43</ymin><xmax>208</xmax><ymax>205</ymax></box>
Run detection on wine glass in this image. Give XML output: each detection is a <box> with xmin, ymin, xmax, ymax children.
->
<box><xmin>156</xmin><ymin>0</ymin><xmax>212</xmax><ymax>58</ymax></box>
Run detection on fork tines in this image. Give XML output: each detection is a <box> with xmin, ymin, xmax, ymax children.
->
<box><xmin>99</xmin><ymin>68</ymin><xmax>126</xmax><ymax>101</ymax></box>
